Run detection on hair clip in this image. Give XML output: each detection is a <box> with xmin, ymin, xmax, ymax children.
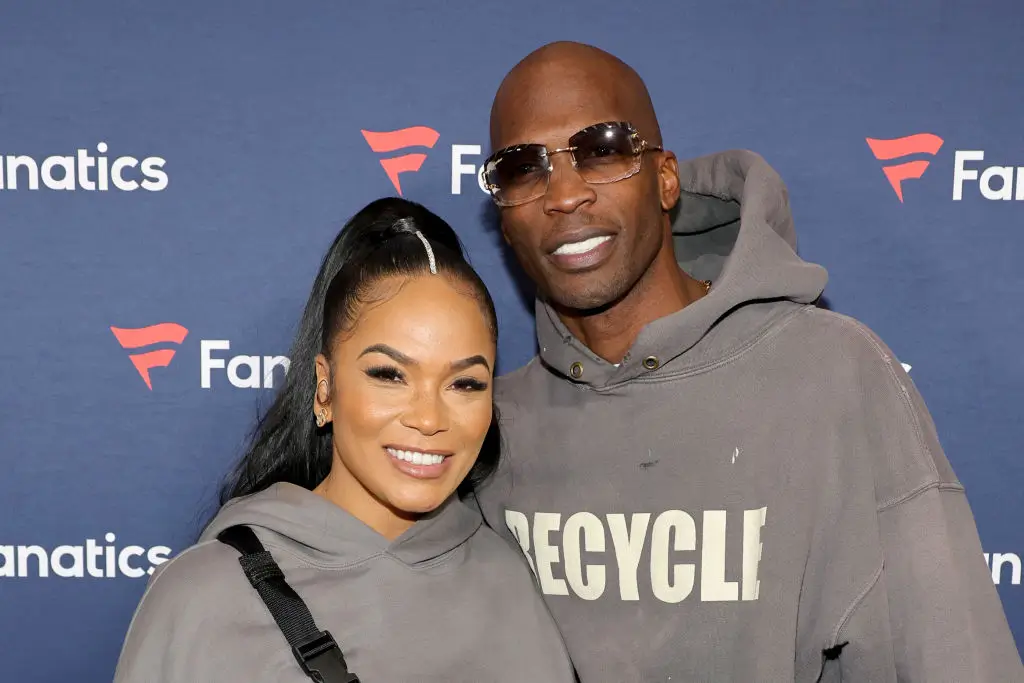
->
<box><xmin>414</xmin><ymin>230</ymin><xmax>437</xmax><ymax>274</ymax></box>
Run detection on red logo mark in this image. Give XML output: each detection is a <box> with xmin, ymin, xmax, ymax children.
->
<box><xmin>865</xmin><ymin>133</ymin><xmax>945</xmax><ymax>202</ymax></box>
<box><xmin>361</xmin><ymin>126</ymin><xmax>440</xmax><ymax>195</ymax></box>
<box><xmin>110</xmin><ymin>323</ymin><xmax>189</xmax><ymax>390</ymax></box>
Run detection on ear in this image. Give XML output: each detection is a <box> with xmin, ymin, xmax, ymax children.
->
<box><xmin>314</xmin><ymin>354</ymin><xmax>333</xmax><ymax>424</ymax></box>
<box><xmin>657</xmin><ymin>151</ymin><xmax>681</xmax><ymax>212</ymax></box>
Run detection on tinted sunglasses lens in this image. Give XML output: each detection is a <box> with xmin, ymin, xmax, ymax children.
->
<box><xmin>486</xmin><ymin>145</ymin><xmax>549</xmax><ymax>205</ymax></box>
<box><xmin>571</xmin><ymin>124</ymin><xmax>640</xmax><ymax>183</ymax></box>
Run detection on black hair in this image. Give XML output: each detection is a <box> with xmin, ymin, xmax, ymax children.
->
<box><xmin>218</xmin><ymin>197</ymin><xmax>501</xmax><ymax>505</ymax></box>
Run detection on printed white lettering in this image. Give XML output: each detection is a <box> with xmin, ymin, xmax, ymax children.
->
<box><xmin>989</xmin><ymin>552</ymin><xmax>1023</xmax><ymax>585</ymax></box>
<box><xmin>227</xmin><ymin>354</ymin><xmax>262</xmax><ymax>389</ymax></box>
<box><xmin>146</xmin><ymin>546</ymin><xmax>173</xmax><ymax>575</ymax></box>
<box><xmin>506</xmin><ymin>507</ymin><xmax>769</xmax><ymax>604</ymax></box>
<box><xmin>504</xmin><ymin>510</ymin><xmax>537</xmax><ymax>576</ymax></box>
<box><xmin>262</xmin><ymin>356</ymin><xmax>291</xmax><ymax>388</ymax></box>
<box><xmin>52</xmin><ymin>545</ymin><xmax>85</xmax><ymax>578</ymax></box>
<box><xmin>0</xmin><ymin>144</ymin><xmax>168</xmax><ymax>191</ymax></box>
<box><xmin>742</xmin><ymin>507</ymin><xmax>767</xmax><ymax>600</ymax></box>
<box><xmin>111</xmin><ymin>156</ymin><xmax>140</xmax><ymax>191</ymax></box>
<box><xmin>650</xmin><ymin>510</ymin><xmax>696</xmax><ymax>603</ymax></box>
<box><xmin>200</xmin><ymin>340</ymin><xmax>230</xmax><ymax>388</ymax></box>
<box><xmin>118</xmin><ymin>547</ymin><xmax>146</xmax><ymax>578</ymax></box>
<box><xmin>562</xmin><ymin>512</ymin><xmax>607</xmax><ymax>600</ymax></box>
<box><xmin>953</xmin><ymin>150</ymin><xmax>984</xmax><ymax>200</ymax></box>
<box><xmin>202</xmin><ymin>341</ymin><xmax>289</xmax><ymax>389</ymax></box>
<box><xmin>953</xmin><ymin>150</ymin><xmax>1024</xmax><ymax>201</ymax></box>
<box><xmin>141</xmin><ymin>157</ymin><xmax>169</xmax><ymax>191</ymax></box>
<box><xmin>451</xmin><ymin>145</ymin><xmax>482</xmax><ymax>194</ymax></box>
<box><xmin>0</xmin><ymin>535</ymin><xmax>172</xmax><ymax>578</ymax></box>
<box><xmin>41</xmin><ymin>156</ymin><xmax>75</xmax><ymax>191</ymax></box>
<box><xmin>533</xmin><ymin>513</ymin><xmax>568</xmax><ymax>595</ymax></box>
<box><xmin>701</xmin><ymin>511</ymin><xmax>738</xmax><ymax>601</ymax></box>
<box><xmin>608</xmin><ymin>513</ymin><xmax>651</xmax><ymax>601</ymax></box>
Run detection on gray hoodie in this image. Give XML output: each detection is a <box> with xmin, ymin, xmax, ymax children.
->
<box><xmin>476</xmin><ymin>150</ymin><xmax>1023</xmax><ymax>682</ymax></box>
<box><xmin>113</xmin><ymin>482</ymin><xmax>577</xmax><ymax>682</ymax></box>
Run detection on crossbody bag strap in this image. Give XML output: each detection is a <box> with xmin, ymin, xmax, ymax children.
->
<box><xmin>217</xmin><ymin>525</ymin><xmax>360</xmax><ymax>683</ymax></box>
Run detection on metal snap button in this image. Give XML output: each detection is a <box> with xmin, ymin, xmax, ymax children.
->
<box><xmin>642</xmin><ymin>356</ymin><xmax>660</xmax><ymax>370</ymax></box>
<box><xmin>569</xmin><ymin>361</ymin><xmax>584</xmax><ymax>379</ymax></box>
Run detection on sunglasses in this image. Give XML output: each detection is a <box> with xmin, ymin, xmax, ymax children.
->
<box><xmin>481</xmin><ymin>121</ymin><xmax>662</xmax><ymax>207</ymax></box>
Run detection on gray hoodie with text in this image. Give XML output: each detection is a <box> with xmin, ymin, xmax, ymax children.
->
<box><xmin>114</xmin><ymin>482</ymin><xmax>577</xmax><ymax>682</ymax></box>
<box><xmin>476</xmin><ymin>150</ymin><xmax>1022</xmax><ymax>682</ymax></box>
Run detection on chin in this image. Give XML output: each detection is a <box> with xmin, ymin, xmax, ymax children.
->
<box><xmin>548</xmin><ymin>280</ymin><xmax>623</xmax><ymax>312</ymax></box>
<box><xmin>545</xmin><ymin>260</ymin><xmax>639</xmax><ymax>312</ymax></box>
<box><xmin>386</xmin><ymin>484</ymin><xmax>454</xmax><ymax>516</ymax></box>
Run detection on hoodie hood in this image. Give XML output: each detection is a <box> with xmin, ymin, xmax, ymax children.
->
<box><xmin>199</xmin><ymin>482</ymin><xmax>482</xmax><ymax>566</ymax></box>
<box><xmin>118</xmin><ymin>484</ymin><xmax>579</xmax><ymax>682</ymax></box>
<box><xmin>535</xmin><ymin>149</ymin><xmax>828</xmax><ymax>388</ymax></box>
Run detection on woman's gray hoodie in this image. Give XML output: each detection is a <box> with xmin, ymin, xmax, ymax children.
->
<box><xmin>114</xmin><ymin>482</ymin><xmax>576</xmax><ymax>682</ymax></box>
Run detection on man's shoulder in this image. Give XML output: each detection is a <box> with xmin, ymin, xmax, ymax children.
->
<box><xmin>496</xmin><ymin>355</ymin><xmax>541</xmax><ymax>384</ymax></box>
<box><xmin>779</xmin><ymin>305</ymin><xmax>912</xmax><ymax>378</ymax></box>
<box><xmin>788</xmin><ymin>305</ymin><xmax>960</xmax><ymax>489</ymax></box>
<box><xmin>495</xmin><ymin>355</ymin><xmax>547</xmax><ymax>406</ymax></box>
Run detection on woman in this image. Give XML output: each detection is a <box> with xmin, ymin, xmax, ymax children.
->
<box><xmin>114</xmin><ymin>197</ymin><xmax>577</xmax><ymax>682</ymax></box>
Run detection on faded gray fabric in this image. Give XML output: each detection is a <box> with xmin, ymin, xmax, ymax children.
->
<box><xmin>114</xmin><ymin>483</ymin><xmax>576</xmax><ymax>682</ymax></box>
<box><xmin>476</xmin><ymin>150</ymin><xmax>1022</xmax><ymax>682</ymax></box>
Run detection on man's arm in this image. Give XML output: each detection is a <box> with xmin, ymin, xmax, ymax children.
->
<box><xmin>824</xmin><ymin>316</ymin><xmax>1023</xmax><ymax>681</ymax></box>
<box><xmin>848</xmin><ymin>319</ymin><xmax>1023</xmax><ymax>680</ymax></box>
<box><xmin>877</xmin><ymin>482</ymin><xmax>1022</xmax><ymax>681</ymax></box>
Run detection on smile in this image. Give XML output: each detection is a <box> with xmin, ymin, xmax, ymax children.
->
<box><xmin>552</xmin><ymin>235</ymin><xmax>613</xmax><ymax>256</ymax></box>
<box><xmin>385</xmin><ymin>447</ymin><xmax>447</xmax><ymax>466</ymax></box>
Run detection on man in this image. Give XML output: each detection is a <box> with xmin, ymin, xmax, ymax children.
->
<box><xmin>474</xmin><ymin>41</ymin><xmax>1022</xmax><ymax>682</ymax></box>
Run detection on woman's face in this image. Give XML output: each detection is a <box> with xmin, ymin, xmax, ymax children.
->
<box><xmin>314</xmin><ymin>273</ymin><xmax>495</xmax><ymax>538</ymax></box>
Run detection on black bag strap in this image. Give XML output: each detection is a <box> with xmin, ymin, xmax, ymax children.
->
<box><xmin>217</xmin><ymin>525</ymin><xmax>360</xmax><ymax>683</ymax></box>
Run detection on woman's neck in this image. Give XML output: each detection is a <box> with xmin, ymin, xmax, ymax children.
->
<box><xmin>313</xmin><ymin>469</ymin><xmax>419</xmax><ymax>541</ymax></box>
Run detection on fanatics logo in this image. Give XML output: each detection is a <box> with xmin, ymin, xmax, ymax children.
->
<box><xmin>110</xmin><ymin>323</ymin><xmax>189</xmax><ymax>390</ymax></box>
<box><xmin>865</xmin><ymin>133</ymin><xmax>944</xmax><ymax>202</ymax></box>
<box><xmin>361</xmin><ymin>126</ymin><xmax>440</xmax><ymax>195</ymax></box>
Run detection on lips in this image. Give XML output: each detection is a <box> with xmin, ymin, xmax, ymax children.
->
<box><xmin>385</xmin><ymin>446</ymin><xmax>453</xmax><ymax>480</ymax></box>
<box><xmin>386</xmin><ymin>447</ymin><xmax>447</xmax><ymax>466</ymax></box>
<box><xmin>544</xmin><ymin>227</ymin><xmax>617</xmax><ymax>255</ymax></box>
<box><xmin>552</xmin><ymin>235</ymin><xmax>613</xmax><ymax>256</ymax></box>
<box><xmin>544</xmin><ymin>228</ymin><xmax>617</xmax><ymax>272</ymax></box>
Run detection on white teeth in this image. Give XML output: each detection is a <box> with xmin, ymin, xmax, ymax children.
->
<box><xmin>386</xmin><ymin>448</ymin><xmax>445</xmax><ymax>466</ymax></box>
<box><xmin>553</xmin><ymin>235</ymin><xmax>612</xmax><ymax>256</ymax></box>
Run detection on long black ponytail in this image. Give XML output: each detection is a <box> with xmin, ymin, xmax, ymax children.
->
<box><xmin>218</xmin><ymin>197</ymin><xmax>501</xmax><ymax>505</ymax></box>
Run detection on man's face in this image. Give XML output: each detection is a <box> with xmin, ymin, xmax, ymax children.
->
<box><xmin>491</xmin><ymin>73</ymin><xmax>678</xmax><ymax>312</ymax></box>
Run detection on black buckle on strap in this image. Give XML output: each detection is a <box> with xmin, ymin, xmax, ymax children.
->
<box><xmin>292</xmin><ymin>631</ymin><xmax>359</xmax><ymax>683</ymax></box>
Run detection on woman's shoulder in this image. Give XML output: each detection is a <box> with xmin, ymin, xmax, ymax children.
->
<box><xmin>129</xmin><ymin>537</ymin><xmax>253</xmax><ymax>624</ymax></box>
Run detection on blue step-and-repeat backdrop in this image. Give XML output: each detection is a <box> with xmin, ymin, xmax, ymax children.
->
<box><xmin>1</xmin><ymin>2</ymin><xmax>1021</xmax><ymax>680</ymax></box>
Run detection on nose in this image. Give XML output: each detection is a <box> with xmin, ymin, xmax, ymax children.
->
<box><xmin>400</xmin><ymin>388</ymin><xmax>449</xmax><ymax>436</ymax></box>
<box><xmin>542</xmin><ymin>152</ymin><xmax>596</xmax><ymax>215</ymax></box>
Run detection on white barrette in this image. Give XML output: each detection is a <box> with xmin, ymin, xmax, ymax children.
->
<box><xmin>413</xmin><ymin>230</ymin><xmax>437</xmax><ymax>274</ymax></box>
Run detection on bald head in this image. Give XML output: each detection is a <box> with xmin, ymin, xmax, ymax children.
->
<box><xmin>490</xmin><ymin>41</ymin><xmax>662</xmax><ymax>151</ymax></box>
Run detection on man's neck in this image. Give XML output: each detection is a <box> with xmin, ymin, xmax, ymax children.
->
<box><xmin>556</xmin><ymin>234</ymin><xmax>707</xmax><ymax>364</ymax></box>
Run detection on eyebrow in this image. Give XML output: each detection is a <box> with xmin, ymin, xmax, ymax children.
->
<box><xmin>359</xmin><ymin>344</ymin><xmax>491</xmax><ymax>373</ymax></box>
<box><xmin>359</xmin><ymin>344</ymin><xmax>414</xmax><ymax>365</ymax></box>
<box><xmin>450</xmin><ymin>354</ymin><xmax>491</xmax><ymax>373</ymax></box>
